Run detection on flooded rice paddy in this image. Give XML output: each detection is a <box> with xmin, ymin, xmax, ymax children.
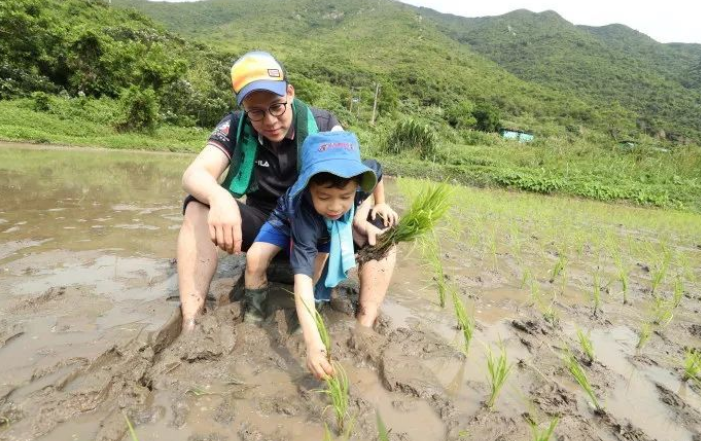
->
<box><xmin>0</xmin><ymin>143</ymin><xmax>700</xmax><ymax>441</ymax></box>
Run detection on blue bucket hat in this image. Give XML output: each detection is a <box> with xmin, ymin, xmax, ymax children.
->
<box><xmin>289</xmin><ymin>131</ymin><xmax>377</xmax><ymax>199</ymax></box>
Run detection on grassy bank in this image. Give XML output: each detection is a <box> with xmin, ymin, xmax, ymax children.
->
<box><xmin>1</xmin><ymin>98</ymin><xmax>699</xmax><ymax>212</ymax></box>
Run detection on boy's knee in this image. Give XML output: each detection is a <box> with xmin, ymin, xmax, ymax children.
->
<box><xmin>245</xmin><ymin>247</ymin><xmax>269</xmax><ymax>277</ymax></box>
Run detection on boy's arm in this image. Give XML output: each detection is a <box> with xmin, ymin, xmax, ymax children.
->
<box><xmin>290</xmin><ymin>206</ymin><xmax>335</xmax><ymax>379</ymax></box>
<box><xmin>294</xmin><ymin>274</ymin><xmax>334</xmax><ymax>380</ymax></box>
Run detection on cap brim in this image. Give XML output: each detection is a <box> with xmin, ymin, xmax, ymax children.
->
<box><xmin>236</xmin><ymin>80</ymin><xmax>287</xmax><ymax>105</ymax></box>
<box><xmin>289</xmin><ymin>159</ymin><xmax>378</xmax><ymax>200</ymax></box>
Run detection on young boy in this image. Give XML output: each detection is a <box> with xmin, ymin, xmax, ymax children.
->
<box><xmin>244</xmin><ymin>131</ymin><xmax>398</xmax><ymax>379</ymax></box>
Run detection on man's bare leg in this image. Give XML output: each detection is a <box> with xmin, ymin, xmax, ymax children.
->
<box><xmin>178</xmin><ymin>201</ymin><xmax>218</xmax><ymax>331</ymax></box>
<box><xmin>357</xmin><ymin>247</ymin><xmax>396</xmax><ymax>327</ymax></box>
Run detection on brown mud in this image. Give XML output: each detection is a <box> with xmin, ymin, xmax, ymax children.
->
<box><xmin>1</xmin><ymin>144</ymin><xmax>700</xmax><ymax>441</ymax></box>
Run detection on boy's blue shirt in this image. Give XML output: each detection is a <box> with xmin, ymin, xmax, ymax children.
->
<box><xmin>267</xmin><ymin>159</ymin><xmax>383</xmax><ymax>279</ymax></box>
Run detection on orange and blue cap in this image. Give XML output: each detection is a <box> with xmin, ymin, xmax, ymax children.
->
<box><xmin>231</xmin><ymin>51</ymin><xmax>287</xmax><ymax>105</ymax></box>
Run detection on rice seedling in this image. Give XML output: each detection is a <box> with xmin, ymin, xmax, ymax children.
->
<box><xmin>489</xmin><ymin>228</ymin><xmax>499</xmax><ymax>273</ymax></box>
<box><xmin>636</xmin><ymin>322</ymin><xmax>652</xmax><ymax>350</ymax></box>
<box><xmin>123</xmin><ymin>412</ymin><xmax>139</xmax><ymax>441</ymax></box>
<box><xmin>650</xmin><ymin>247</ymin><xmax>672</xmax><ymax>295</ymax></box>
<box><xmin>550</xmin><ymin>254</ymin><xmax>568</xmax><ymax>282</ymax></box>
<box><xmin>651</xmin><ymin>295</ymin><xmax>674</xmax><ymax>327</ymax></box>
<box><xmin>425</xmin><ymin>235</ymin><xmax>448</xmax><ymax>308</ymax></box>
<box><xmin>682</xmin><ymin>349</ymin><xmax>701</xmax><ymax>383</ymax></box>
<box><xmin>564</xmin><ymin>350</ymin><xmax>604</xmax><ymax>414</ymax></box>
<box><xmin>376</xmin><ymin>410</ymin><xmax>391</xmax><ymax>441</ymax></box>
<box><xmin>320</xmin><ymin>362</ymin><xmax>351</xmax><ymax>432</ymax></box>
<box><xmin>672</xmin><ymin>275</ymin><xmax>684</xmax><ymax>309</ymax></box>
<box><xmin>450</xmin><ymin>285</ymin><xmax>474</xmax><ymax>356</ymax></box>
<box><xmin>300</xmin><ymin>299</ymin><xmax>352</xmax><ymax>434</ymax></box>
<box><xmin>591</xmin><ymin>270</ymin><xmax>602</xmax><ymax>317</ymax></box>
<box><xmin>357</xmin><ymin>182</ymin><xmax>452</xmax><ymax>263</ymax></box>
<box><xmin>485</xmin><ymin>340</ymin><xmax>513</xmax><ymax>410</ymax></box>
<box><xmin>576</xmin><ymin>328</ymin><xmax>595</xmax><ymax>365</ymax></box>
<box><xmin>612</xmin><ymin>249</ymin><xmax>630</xmax><ymax>304</ymax></box>
<box><xmin>524</xmin><ymin>414</ymin><xmax>559</xmax><ymax>441</ymax></box>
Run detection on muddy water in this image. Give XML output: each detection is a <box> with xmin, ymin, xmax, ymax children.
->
<box><xmin>1</xmin><ymin>143</ymin><xmax>701</xmax><ymax>441</ymax></box>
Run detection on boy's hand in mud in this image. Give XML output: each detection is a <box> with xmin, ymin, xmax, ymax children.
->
<box><xmin>208</xmin><ymin>190</ymin><xmax>243</xmax><ymax>254</ymax></box>
<box><xmin>370</xmin><ymin>203</ymin><xmax>399</xmax><ymax>228</ymax></box>
<box><xmin>306</xmin><ymin>344</ymin><xmax>335</xmax><ymax>380</ymax></box>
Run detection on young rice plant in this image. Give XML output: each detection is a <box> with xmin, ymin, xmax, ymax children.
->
<box><xmin>485</xmin><ymin>341</ymin><xmax>513</xmax><ymax>410</ymax></box>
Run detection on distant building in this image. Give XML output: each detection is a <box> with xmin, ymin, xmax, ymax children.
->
<box><xmin>500</xmin><ymin>128</ymin><xmax>534</xmax><ymax>143</ymax></box>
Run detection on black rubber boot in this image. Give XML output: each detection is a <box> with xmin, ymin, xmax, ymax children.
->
<box><xmin>244</xmin><ymin>286</ymin><xmax>269</xmax><ymax>323</ymax></box>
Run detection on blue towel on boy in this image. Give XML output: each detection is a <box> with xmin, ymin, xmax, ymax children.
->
<box><xmin>314</xmin><ymin>204</ymin><xmax>356</xmax><ymax>302</ymax></box>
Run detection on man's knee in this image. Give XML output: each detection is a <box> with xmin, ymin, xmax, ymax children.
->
<box><xmin>182</xmin><ymin>200</ymin><xmax>209</xmax><ymax>231</ymax></box>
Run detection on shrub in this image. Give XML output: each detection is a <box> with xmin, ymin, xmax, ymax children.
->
<box><xmin>116</xmin><ymin>86</ymin><xmax>159</xmax><ymax>132</ymax></box>
<box><xmin>384</xmin><ymin>119</ymin><xmax>437</xmax><ymax>160</ymax></box>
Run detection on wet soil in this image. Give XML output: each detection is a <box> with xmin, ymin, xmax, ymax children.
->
<box><xmin>1</xmin><ymin>143</ymin><xmax>700</xmax><ymax>441</ymax></box>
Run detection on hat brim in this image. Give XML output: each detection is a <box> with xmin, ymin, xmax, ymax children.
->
<box><xmin>236</xmin><ymin>80</ymin><xmax>287</xmax><ymax>105</ymax></box>
<box><xmin>289</xmin><ymin>159</ymin><xmax>378</xmax><ymax>200</ymax></box>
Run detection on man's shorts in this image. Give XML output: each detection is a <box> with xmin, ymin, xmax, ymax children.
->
<box><xmin>255</xmin><ymin>222</ymin><xmax>331</xmax><ymax>255</ymax></box>
<box><xmin>182</xmin><ymin>195</ymin><xmax>269</xmax><ymax>252</ymax></box>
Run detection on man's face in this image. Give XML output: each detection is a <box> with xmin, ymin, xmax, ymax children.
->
<box><xmin>309</xmin><ymin>180</ymin><xmax>358</xmax><ymax>220</ymax></box>
<box><xmin>242</xmin><ymin>84</ymin><xmax>295</xmax><ymax>143</ymax></box>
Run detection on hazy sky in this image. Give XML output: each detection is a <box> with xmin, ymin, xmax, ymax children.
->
<box><xmin>152</xmin><ymin>0</ymin><xmax>699</xmax><ymax>44</ymax></box>
<box><xmin>398</xmin><ymin>0</ymin><xmax>700</xmax><ymax>44</ymax></box>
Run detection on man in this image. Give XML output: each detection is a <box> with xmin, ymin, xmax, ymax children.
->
<box><xmin>177</xmin><ymin>51</ymin><xmax>343</xmax><ymax>331</ymax></box>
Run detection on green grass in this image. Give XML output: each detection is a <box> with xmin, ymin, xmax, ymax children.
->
<box><xmin>564</xmin><ymin>350</ymin><xmax>604</xmax><ymax>414</ymax></box>
<box><xmin>485</xmin><ymin>341</ymin><xmax>513</xmax><ymax>410</ymax></box>
<box><xmin>0</xmin><ymin>99</ymin><xmax>207</xmax><ymax>152</ymax></box>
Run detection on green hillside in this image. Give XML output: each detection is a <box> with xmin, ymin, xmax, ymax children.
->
<box><xmin>1</xmin><ymin>0</ymin><xmax>699</xmax><ymax>210</ymax></box>
<box><xmin>421</xmin><ymin>8</ymin><xmax>701</xmax><ymax>140</ymax></box>
<box><xmin>115</xmin><ymin>0</ymin><xmax>600</xmax><ymax>136</ymax></box>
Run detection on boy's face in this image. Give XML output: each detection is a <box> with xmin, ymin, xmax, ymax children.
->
<box><xmin>308</xmin><ymin>180</ymin><xmax>358</xmax><ymax>220</ymax></box>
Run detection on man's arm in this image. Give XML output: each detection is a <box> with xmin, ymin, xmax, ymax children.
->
<box><xmin>182</xmin><ymin>145</ymin><xmax>244</xmax><ymax>254</ymax></box>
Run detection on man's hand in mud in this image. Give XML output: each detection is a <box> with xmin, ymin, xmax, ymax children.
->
<box><xmin>370</xmin><ymin>203</ymin><xmax>399</xmax><ymax>228</ymax></box>
<box><xmin>208</xmin><ymin>190</ymin><xmax>243</xmax><ymax>254</ymax></box>
<box><xmin>306</xmin><ymin>344</ymin><xmax>335</xmax><ymax>380</ymax></box>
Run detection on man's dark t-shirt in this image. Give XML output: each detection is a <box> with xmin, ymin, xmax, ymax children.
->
<box><xmin>207</xmin><ymin>108</ymin><xmax>341</xmax><ymax>214</ymax></box>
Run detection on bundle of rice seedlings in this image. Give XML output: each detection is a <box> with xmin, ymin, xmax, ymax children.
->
<box><xmin>321</xmin><ymin>363</ymin><xmax>351</xmax><ymax>433</ymax></box>
<box><xmin>357</xmin><ymin>182</ymin><xmax>452</xmax><ymax>264</ymax></box>
<box><xmin>485</xmin><ymin>341</ymin><xmax>513</xmax><ymax>409</ymax></box>
<box><xmin>564</xmin><ymin>350</ymin><xmax>604</xmax><ymax>414</ymax></box>
<box><xmin>302</xmin><ymin>299</ymin><xmax>351</xmax><ymax>434</ymax></box>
